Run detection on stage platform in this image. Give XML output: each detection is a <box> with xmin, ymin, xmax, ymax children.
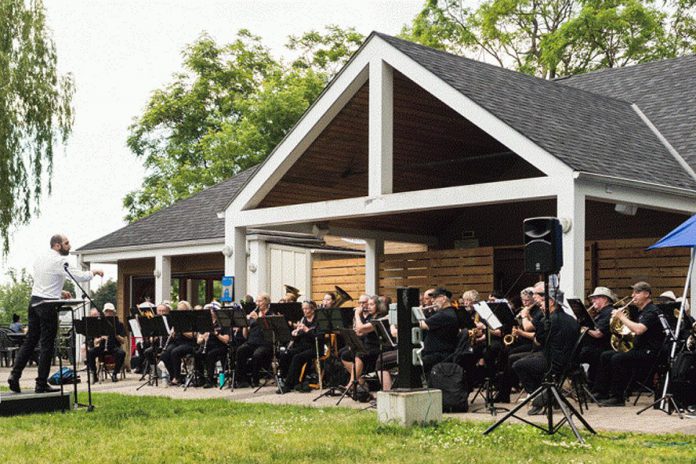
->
<box><xmin>0</xmin><ymin>390</ymin><xmax>72</xmax><ymax>416</ymax></box>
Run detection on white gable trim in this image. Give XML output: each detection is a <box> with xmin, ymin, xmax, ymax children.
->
<box><xmin>375</xmin><ymin>36</ymin><xmax>572</xmax><ymax>178</ymax></box>
<box><xmin>226</xmin><ymin>34</ymin><xmax>572</xmax><ymax>219</ymax></box>
<box><xmin>227</xmin><ymin>43</ymin><xmax>375</xmax><ymax>213</ymax></box>
<box><xmin>233</xmin><ymin>176</ymin><xmax>561</xmax><ymax>228</ymax></box>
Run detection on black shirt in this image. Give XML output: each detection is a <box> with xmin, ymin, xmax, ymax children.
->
<box><xmin>293</xmin><ymin>316</ymin><xmax>320</xmax><ymax>351</ymax></box>
<box><xmin>205</xmin><ymin>324</ymin><xmax>231</xmax><ymax>350</ymax></box>
<box><xmin>360</xmin><ymin>314</ymin><xmax>381</xmax><ymax>353</ymax></box>
<box><xmin>247</xmin><ymin>309</ymin><xmax>276</xmax><ymax>346</ymax></box>
<box><xmin>584</xmin><ymin>305</ymin><xmax>612</xmax><ymax>350</ymax></box>
<box><xmin>423</xmin><ymin>307</ymin><xmax>459</xmax><ymax>355</ymax></box>
<box><xmin>534</xmin><ymin>310</ymin><xmax>579</xmax><ymax>375</ymax></box>
<box><xmin>634</xmin><ymin>303</ymin><xmax>664</xmax><ymax>352</ymax></box>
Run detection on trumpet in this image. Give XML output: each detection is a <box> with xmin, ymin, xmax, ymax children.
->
<box><xmin>610</xmin><ymin>298</ymin><xmax>636</xmax><ymax>352</ymax></box>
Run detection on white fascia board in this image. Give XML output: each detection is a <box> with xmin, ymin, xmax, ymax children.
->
<box><xmin>577</xmin><ymin>176</ymin><xmax>696</xmax><ymax>214</ymax></box>
<box><xmin>76</xmin><ymin>240</ymin><xmax>224</xmax><ymax>264</ymax></box>
<box><xmin>374</xmin><ymin>37</ymin><xmax>572</xmax><ymax>178</ymax></box>
<box><xmin>226</xmin><ymin>43</ymin><xmax>377</xmax><ymax>214</ymax></box>
<box><xmin>327</xmin><ymin>227</ymin><xmax>438</xmax><ymax>246</ymax></box>
<box><xmin>234</xmin><ymin>176</ymin><xmax>560</xmax><ymax>228</ymax></box>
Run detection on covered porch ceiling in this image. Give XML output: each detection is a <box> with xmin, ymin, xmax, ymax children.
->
<box><xmin>258</xmin><ymin>71</ymin><xmax>545</xmax><ymax>208</ymax></box>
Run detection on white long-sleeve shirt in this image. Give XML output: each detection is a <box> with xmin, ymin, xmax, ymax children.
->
<box><xmin>31</xmin><ymin>249</ymin><xmax>94</xmax><ymax>299</ymax></box>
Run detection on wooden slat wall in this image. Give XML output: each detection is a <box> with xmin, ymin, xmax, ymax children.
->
<box><xmin>311</xmin><ymin>257</ymin><xmax>366</xmax><ymax>305</ymax></box>
<box><xmin>312</xmin><ymin>248</ymin><xmax>494</xmax><ymax>303</ymax></box>
<box><xmin>312</xmin><ymin>238</ymin><xmax>691</xmax><ymax>303</ymax></box>
<box><xmin>592</xmin><ymin>237</ymin><xmax>690</xmax><ymax>297</ymax></box>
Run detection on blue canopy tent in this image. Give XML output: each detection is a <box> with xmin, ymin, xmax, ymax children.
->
<box><xmin>647</xmin><ymin>214</ymin><xmax>696</xmax><ymax>414</ymax></box>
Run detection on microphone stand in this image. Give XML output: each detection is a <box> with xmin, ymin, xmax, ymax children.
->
<box><xmin>63</xmin><ymin>263</ymin><xmax>108</xmax><ymax>412</ymax></box>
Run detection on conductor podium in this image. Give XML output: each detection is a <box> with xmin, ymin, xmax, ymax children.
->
<box><xmin>0</xmin><ymin>299</ymin><xmax>83</xmax><ymax>416</ymax></box>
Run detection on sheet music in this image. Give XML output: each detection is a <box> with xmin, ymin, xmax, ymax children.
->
<box><xmin>411</xmin><ymin>306</ymin><xmax>426</xmax><ymax>321</ymax></box>
<box><xmin>561</xmin><ymin>299</ymin><xmax>577</xmax><ymax>319</ymax></box>
<box><xmin>128</xmin><ymin>319</ymin><xmax>143</xmax><ymax>338</ymax></box>
<box><xmin>473</xmin><ymin>302</ymin><xmax>502</xmax><ymax>330</ymax></box>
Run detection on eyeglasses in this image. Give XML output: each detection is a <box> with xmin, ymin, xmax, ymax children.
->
<box><xmin>534</xmin><ymin>292</ymin><xmax>545</xmax><ymax>296</ymax></box>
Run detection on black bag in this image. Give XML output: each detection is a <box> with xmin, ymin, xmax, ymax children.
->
<box><xmin>429</xmin><ymin>362</ymin><xmax>469</xmax><ymax>412</ymax></box>
<box><xmin>671</xmin><ymin>351</ymin><xmax>696</xmax><ymax>407</ymax></box>
<box><xmin>323</xmin><ymin>356</ymin><xmax>349</xmax><ymax>388</ymax></box>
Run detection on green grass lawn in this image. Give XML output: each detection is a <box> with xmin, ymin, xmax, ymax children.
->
<box><xmin>0</xmin><ymin>393</ymin><xmax>694</xmax><ymax>463</ymax></box>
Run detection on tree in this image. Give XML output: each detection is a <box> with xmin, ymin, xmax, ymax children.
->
<box><xmin>401</xmin><ymin>0</ymin><xmax>696</xmax><ymax>78</ymax></box>
<box><xmin>0</xmin><ymin>269</ymin><xmax>33</xmax><ymax>325</ymax></box>
<box><xmin>124</xmin><ymin>27</ymin><xmax>363</xmax><ymax>222</ymax></box>
<box><xmin>0</xmin><ymin>0</ymin><xmax>75</xmax><ymax>252</ymax></box>
<box><xmin>91</xmin><ymin>279</ymin><xmax>117</xmax><ymax>311</ymax></box>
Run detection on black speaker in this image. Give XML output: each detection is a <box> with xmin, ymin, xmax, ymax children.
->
<box><xmin>523</xmin><ymin>217</ymin><xmax>563</xmax><ymax>273</ymax></box>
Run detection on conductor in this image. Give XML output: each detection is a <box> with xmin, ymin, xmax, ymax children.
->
<box><xmin>7</xmin><ymin>234</ymin><xmax>103</xmax><ymax>394</ymax></box>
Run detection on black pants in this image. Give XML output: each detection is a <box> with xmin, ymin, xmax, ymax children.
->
<box><xmin>87</xmin><ymin>344</ymin><xmax>126</xmax><ymax>375</ymax></box>
<box><xmin>11</xmin><ymin>297</ymin><xmax>59</xmax><ymax>385</ymax></box>
<box><xmin>279</xmin><ymin>346</ymin><xmax>316</xmax><ymax>388</ymax></box>
<box><xmin>236</xmin><ymin>342</ymin><xmax>272</xmax><ymax>383</ymax></box>
<box><xmin>593</xmin><ymin>349</ymin><xmax>657</xmax><ymax>398</ymax></box>
<box><xmin>498</xmin><ymin>350</ymin><xmax>535</xmax><ymax>398</ymax></box>
<box><xmin>194</xmin><ymin>346</ymin><xmax>228</xmax><ymax>383</ymax></box>
<box><xmin>513</xmin><ymin>352</ymin><xmax>548</xmax><ymax>394</ymax></box>
<box><xmin>160</xmin><ymin>341</ymin><xmax>196</xmax><ymax>381</ymax></box>
<box><xmin>578</xmin><ymin>345</ymin><xmax>606</xmax><ymax>386</ymax></box>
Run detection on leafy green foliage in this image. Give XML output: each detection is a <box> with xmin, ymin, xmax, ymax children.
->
<box><xmin>91</xmin><ymin>279</ymin><xmax>117</xmax><ymax>310</ymax></box>
<box><xmin>0</xmin><ymin>0</ymin><xmax>75</xmax><ymax>252</ymax></box>
<box><xmin>0</xmin><ymin>269</ymin><xmax>32</xmax><ymax>325</ymax></box>
<box><xmin>401</xmin><ymin>0</ymin><xmax>696</xmax><ymax>78</ymax></box>
<box><xmin>0</xmin><ymin>393</ymin><xmax>695</xmax><ymax>463</ymax></box>
<box><xmin>124</xmin><ymin>27</ymin><xmax>363</xmax><ymax>222</ymax></box>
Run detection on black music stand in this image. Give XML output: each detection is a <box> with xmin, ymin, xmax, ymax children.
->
<box><xmin>336</xmin><ymin>328</ymin><xmax>367</xmax><ymax>406</ymax></box>
<box><xmin>469</xmin><ymin>302</ymin><xmax>508</xmax><ymax>416</ymax></box>
<box><xmin>312</xmin><ymin>308</ymin><xmax>348</xmax><ymax>401</ymax></box>
<box><xmin>254</xmin><ymin>315</ymin><xmax>291</xmax><ymax>393</ymax></box>
<box><xmin>270</xmin><ymin>303</ymin><xmax>303</xmax><ymax>324</ymax></box>
<box><xmin>74</xmin><ymin>315</ymin><xmax>116</xmax><ymax>411</ymax></box>
<box><xmin>567</xmin><ymin>298</ymin><xmax>596</xmax><ymax>330</ymax></box>
<box><xmin>167</xmin><ymin>312</ymin><xmax>214</xmax><ymax>390</ymax></box>
<box><xmin>216</xmin><ymin>308</ymin><xmax>248</xmax><ymax>391</ymax></box>
<box><xmin>30</xmin><ymin>298</ymin><xmax>84</xmax><ymax>413</ymax></box>
<box><xmin>371</xmin><ymin>318</ymin><xmax>396</xmax><ymax>391</ymax></box>
<box><xmin>136</xmin><ymin>316</ymin><xmax>170</xmax><ymax>390</ymax></box>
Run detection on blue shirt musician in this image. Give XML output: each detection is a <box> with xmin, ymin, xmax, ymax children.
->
<box><xmin>8</xmin><ymin>234</ymin><xmax>103</xmax><ymax>394</ymax></box>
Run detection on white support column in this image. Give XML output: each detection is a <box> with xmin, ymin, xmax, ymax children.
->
<box><xmin>557</xmin><ymin>182</ymin><xmax>586</xmax><ymax>299</ymax></box>
<box><xmin>369</xmin><ymin>58</ymin><xmax>393</xmax><ymax>196</ymax></box>
<box><xmin>247</xmin><ymin>237</ymin><xmax>268</xmax><ymax>297</ymax></box>
<box><xmin>154</xmin><ymin>254</ymin><xmax>171</xmax><ymax>303</ymax></box>
<box><xmin>225</xmin><ymin>226</ymin><xmax>247</xmax><ymax>299</ymax></box>
<box><xmin>365</xmin><ymin>238</ymin><xmax>384</xmax><ymax>295</ymax></box>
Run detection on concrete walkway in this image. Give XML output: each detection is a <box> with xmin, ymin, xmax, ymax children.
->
<box><xmin>2</xmin><ymin>367</ymin><xmax>695</xmax><ymax>435</ymax></box>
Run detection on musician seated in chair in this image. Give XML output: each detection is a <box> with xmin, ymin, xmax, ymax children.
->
<box><xmin>235</xmin><ymin>293</ymin><xmax>275</xmax><ymax>388</ymax></box>
<box><xmin>578</xmin><ymin>286</ymin><xmax>615</xmax><ymax>387</ymax></box>
<box><xmin>593</xmin><ymin>281</ymin><xmax>664</xmax><ymax>407</ymax></box>
<box><xmin>195</xmin><ymin>303</ymin><xmax>231</xmax><ymax>388</ymax></box>
<box><xmin>340</xmin><ymin>295</ymin><xmax>386</xmax><ymax>392</ymax></box>
<box><xmin>278</xmin><ymin>300</ymin><xmax>322</xmax><ymax>393</ymax></box>
<box><xmin>418</xmin><ymin>287</ymin><xmax>460</xmax><ymax>380</ymax></box>
<box><xmin>513</xmin><ymin>286</ymin><xmax>578</xmax><ymax>415</ymax></box>
<box><xmin>160</xmin><ymin>300</ymin><xmax>197</xmax><ymax>386</ymax></box>
<box><xmin>87</xmin><ymin>303</ymin><xmax>126</xmax><ymax>383</ymax></box>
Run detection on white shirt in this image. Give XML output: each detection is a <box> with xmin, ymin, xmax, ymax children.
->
<box><xmin>32</xmin><ymin>249</ymin><xmax>94</xmax><ymax>299</ymax></box>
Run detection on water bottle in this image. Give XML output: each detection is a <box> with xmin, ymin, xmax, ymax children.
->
<box><xmin>216</xmin><ymin>361</ymin><xmax>224</xmax><ymax>387</ymax></box>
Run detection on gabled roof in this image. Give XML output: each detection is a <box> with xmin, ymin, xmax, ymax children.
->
<box><xmin>556</xmin><ymin>55</ymin><xmax>696</xmax><ymax>171</ymax></box>
<box><xmin>77</xmin><ymin>166</ymin><xmax>258</xmax><ymax>252</ymax></box>
<box><xmin>375</xmin><ymin>33</ymin><xmax>696</xmax><ymax>191</ymax></box>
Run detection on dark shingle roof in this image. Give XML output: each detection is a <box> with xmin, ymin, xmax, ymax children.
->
<box><xmin>375</xmin><ymin>33</ymin><xmax>696</xmax><ymax>190</ymax></box>
<box><xmin>556</xmin><ymin>55</ymin><xmax>696</xmax><ymax>171</ymax></box>
<box><xmin>77</xmin><ymin>166</ymin><xmax>258</xmax><ymax>252</ymax></box>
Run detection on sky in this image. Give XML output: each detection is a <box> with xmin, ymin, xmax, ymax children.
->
<box><xmin>2</xmin><ymin>0</ymin><xmax>423</xmax><ymax>289</ymax></box>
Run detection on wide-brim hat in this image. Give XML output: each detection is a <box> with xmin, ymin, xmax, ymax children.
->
<box><xmin>588</xmin><ymin>287</ymin><xmax>616</xmax><ymax>303</ymax></box>
<box><xmin>659</xmin><ymin>291</ymin><xmax>677</xmax><ymax>301</ymax></box>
